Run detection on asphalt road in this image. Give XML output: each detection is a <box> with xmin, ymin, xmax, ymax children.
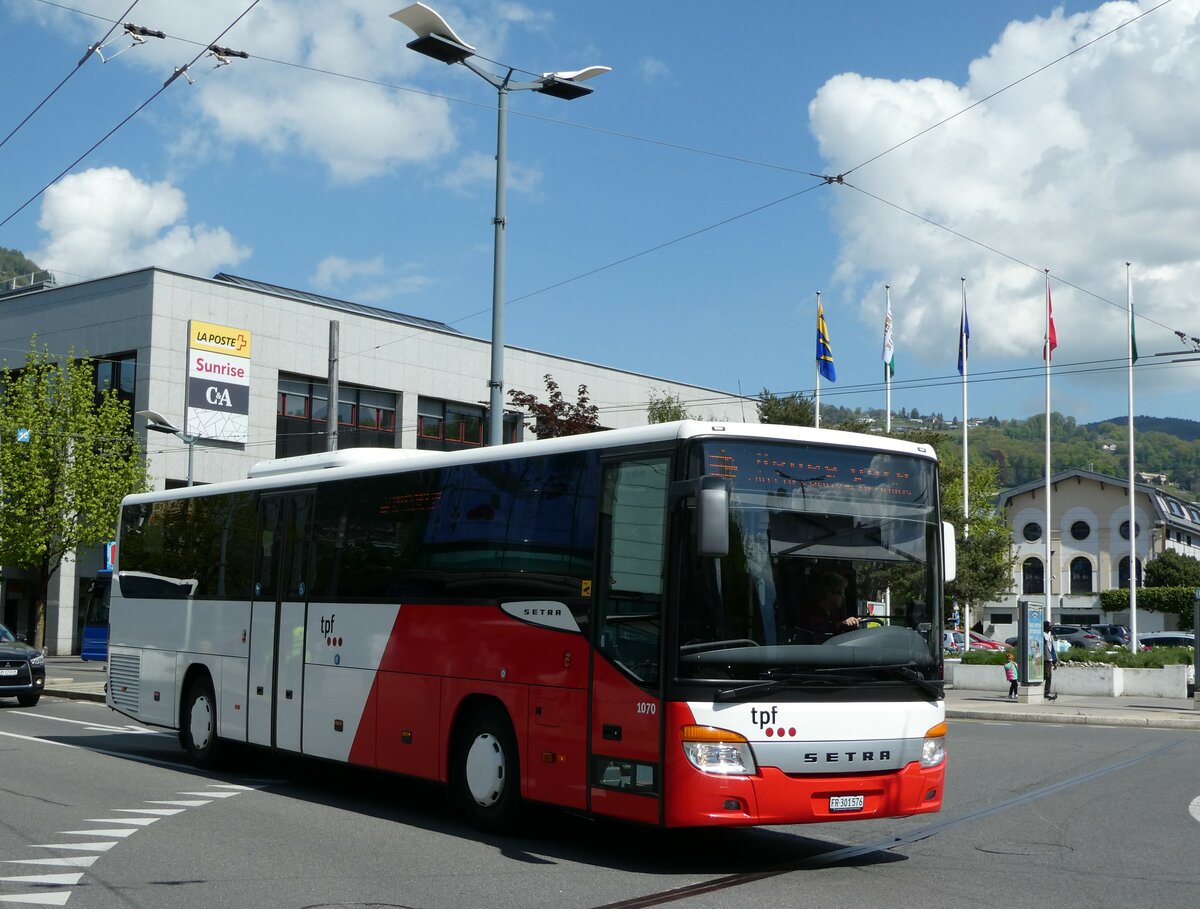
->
<box><xmin>1</xmin><ymin>698</ymin><xmax>1198</xmax><ymax>909</ymax></box>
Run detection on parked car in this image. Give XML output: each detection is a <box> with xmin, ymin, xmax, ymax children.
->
<box><xmin>968</xmin><ymin>631</ymin><xmax>1005</xmax><ymax>650</ymax></box>
<box><xmin>1051</xmin><ymin>624</ymin><xmax>1106</xmax><ymax>650</ymax></box>
<box><xmin>943</xmin><ymin>631</ymin><xmax>966</xmax><ymax>653</ymax></box>
<box><xmin>1137</xmin><ymin>632</ymin><xmax>1196</xmax><ymax>649</ymax></box>
<box><xmin>1085</xmin><ymin>624</ymin><xmax>1131</xmax><ymax>646</ymax></box>
<box><xmin>0</xmin><ymin>622</ymin><xmax>45</xmax><ymax>707</ymax></box>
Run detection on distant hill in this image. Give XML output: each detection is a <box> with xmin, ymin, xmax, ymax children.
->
<box><xmin>1087</xmin><ymin>416</ymin><xmax>1200</xmax><ymax>442</ymax></box>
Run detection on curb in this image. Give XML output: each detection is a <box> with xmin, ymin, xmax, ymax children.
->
<box><xmin>947</xmin><ymin>708</ymin><xmax>1200</xmax><ymax>731</ymax></box>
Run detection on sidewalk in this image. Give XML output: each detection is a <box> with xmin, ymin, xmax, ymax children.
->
<box><xmin>41</xmin><ymin>658</ymin><xmax>1200</xmax><ymax>730</ymax></box>
<box><xmin>945</xmin><ymin>685</ymin><xmax>1200</xmax><ymax>730</ymax></box>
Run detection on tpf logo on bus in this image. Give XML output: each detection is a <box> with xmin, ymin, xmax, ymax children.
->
<box><xmin>321</xmin><ymin>614</ymin><xmax>343</xmax><ymax>656</ymax></box>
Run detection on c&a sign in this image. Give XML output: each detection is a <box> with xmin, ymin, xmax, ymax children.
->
<box><xmin>186</xmin><ymin>320</ymin><xmax>252</xmax><ymax>444</ymax></box>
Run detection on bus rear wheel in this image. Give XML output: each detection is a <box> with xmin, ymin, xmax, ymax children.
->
<box><xmin>180</xmin><ymin>676</ymin><xmax>220</xmax><ymax>768</ymax></box>
<box><xmin>453</xmin><ymin>706</ymin><xmax>521</xmax><ymax>831</ymax></box>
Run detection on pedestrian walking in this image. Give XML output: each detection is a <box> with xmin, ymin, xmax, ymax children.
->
<box><xmin>1043</xmin><ymin>621</ymin><xmax>1059</xmax><ymax>700</ymax></box>
<box><xmin>1003</xmin><ymin>651</ymin><xmax>1018</xmax><ymax>700</ymax></box>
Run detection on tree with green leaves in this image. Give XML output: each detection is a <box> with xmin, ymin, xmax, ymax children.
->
<box><xmin>0</xmin><ymin>247</ymin><xmax>42</xmax><ymax>281</ymax></box>
<box><xmin>756</xmin><ymin>388</ymin><xmax>814</xmax><ymax>427</ymax></box>
<box><xmin>646</xmin><ymin>389</ymin><xmax>692</xmax><ymax>423</ymax></box>
<box><xmin>1144</xmin><ymin>549</ymin><xmax>1200</xmax><ymax>589</ymax></box>
<box><xmin>507</xmin><ymin>374</ymin><xmax>601</xmax><ymax>439</ymax></box>
<box><xmin>895</xmin><ymin>429</ymin><xmax>1016</xmax><ymax>618</ymax></box>
<box><xmin>0</xmin><ymin>341</ymin><xmax>148</xmax><ymax>647</ymax></box>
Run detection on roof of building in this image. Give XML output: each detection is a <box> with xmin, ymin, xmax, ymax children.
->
<box><xmin>999</xmin><ymin>468</ymin><xmax>1200</xmax><ymax>530</ymax></box>
<box><xmin>212</xmin><ymin>272</ymin><xmax>463</xmax><ymax>335</ymax></box>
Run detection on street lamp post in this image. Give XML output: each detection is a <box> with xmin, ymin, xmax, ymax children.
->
<box><xmin>391</xmin><ymin>3</ymin><xmax>608</xmax><ymax>446</ymax></box>
<box><xmin>138</xmin><ymin>409</ymin><xmax>197</xmax><ymax>487</ymax></box>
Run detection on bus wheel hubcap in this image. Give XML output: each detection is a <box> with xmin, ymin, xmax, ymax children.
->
<box><xmin>191</xmin><ymin>696</ymin><xmax>213</xmax><ymax>749</ymax></box>
<box><xmin>464</xmin><ymin>733</ymin><xmax>505</xmax><ymax>806</ymax></box>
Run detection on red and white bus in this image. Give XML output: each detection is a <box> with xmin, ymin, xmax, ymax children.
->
<box><xmin>107</xmin><ymin>421</ymin><xmax>953</xmax><ymax>829</ymax></box>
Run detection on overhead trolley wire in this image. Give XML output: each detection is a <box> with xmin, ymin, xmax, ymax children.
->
<box><xmin>0</xmin><ymin>0</ymin><xmax>263</xmax><ymax>232</ymax></box>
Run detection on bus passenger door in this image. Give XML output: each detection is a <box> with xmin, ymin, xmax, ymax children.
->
<box><xmin>247</xmin><ymin>491</ymin><xmax>314</xmax><ymax>752</ymax></box>
<box><xmin>589</xmin><ymin>456</ymin><xmax>669</xmax><ymax>825</ymax></box>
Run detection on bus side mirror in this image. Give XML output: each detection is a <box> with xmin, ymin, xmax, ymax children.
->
<box><xmin>942</xmin><ymin>521</ymin><xmax>957</xmax><ymax>582</ymax></box>
<box><xmin>697</xmin><ymin>477</ymin><xmax>729</xmax><ymax>558</ymax></box>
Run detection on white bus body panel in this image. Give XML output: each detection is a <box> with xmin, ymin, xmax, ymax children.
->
<box><xmin>301</xmin><ymin>604</ymin><xmax>399</xmax><ymax>762</ymax></box>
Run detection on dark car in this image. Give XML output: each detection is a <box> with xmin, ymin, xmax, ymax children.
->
<box><xmin>1085</xmin><ymin>624</ymin><xmax>1131</xmax><ymax>646</ymax></box>
<box><xmin>1137</xmin><ymin>632</ymin><xmax>1196</xmax><ymax>650</ymax></box>
<box><xmin>0</xmin><ymin>622</ymin><xmax>45</xmax><ymax>707</ymax></box>
<box><xmin>1051</xmin><ymin>624</ymin><xmax>1106</xmax><ymax>650</ymax></box>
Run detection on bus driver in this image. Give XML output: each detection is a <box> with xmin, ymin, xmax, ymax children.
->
<box><xmin>787</xmin><ymin>568</ymin><xmax>861</xmax><ymax>642</ymax></box>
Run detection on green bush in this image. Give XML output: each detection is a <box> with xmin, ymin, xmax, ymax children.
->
<box><xmin>958</xmin><ymin>646</ymin><xmax>1194</xmax><ymax>668</ymax></box>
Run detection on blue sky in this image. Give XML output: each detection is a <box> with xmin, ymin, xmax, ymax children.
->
<box><xmin>3</xmin><ymin>0</ymin><xmax>1199</xmax><ymax>426</ymax></box>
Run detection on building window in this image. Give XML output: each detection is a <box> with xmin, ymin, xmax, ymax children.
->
<box><xmin>276</xmin><ymin>374</ymin><xmax>397</xmax><ymax>458</ymax></box>
<box><xmin>1118</xmin><ymin>557</ymin><xmax>1143</xmax><ymax>589</ymax></box>
<box><xmin>1022</xmin><ymin>557</ymin><xmax>1044</xmax><ymax>595</ymax></box>
<box><xmin>91</xmin><ymin>351</ymin><xmax>137</xmax><ymax>410</ymax></box>
<box><xmin>1070</xmin><ymin>520</ymin><xmax>1090</xmax><ymax>541</ymax></box>
<box><xmin>1119</xmin><ymin>520</ymin><xmax>1140</xmax><ymax>540</ymax></box>
<box><xmin>1022</xmin><ymin>522</ymin><xmax>1042</xmax><ymax>542</ymax></box>
<box><xmin>1069</xmin><ymin>556</ymin><xmax>1092</xmax><ymax>594</ymax></box>
<box><xmin>416</xmin><ymin>396</ymin><xmax>520</xmax><ymax>452</ymax></box>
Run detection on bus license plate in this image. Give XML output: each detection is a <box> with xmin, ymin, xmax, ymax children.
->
<box><xmin>829</xmin><ymin>795</ymin><xmax>864</xmax><ymax>812</ymax></box>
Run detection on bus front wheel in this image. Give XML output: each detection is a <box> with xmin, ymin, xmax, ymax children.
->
<box><xmin>453</xmin><ymin>706</ymin><xmax>521</xmax><ymax>831</ymax></box>
<box><xmin>180</xmin><ymin>676</ymin><xmax>220</xmax><ymax>768</ymax></box>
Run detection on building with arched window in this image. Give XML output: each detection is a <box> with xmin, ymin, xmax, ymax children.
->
<box><xmin>979</xmin><ymin>468</ymin><xmax>1200</xmax><ymax>642</ymax></box>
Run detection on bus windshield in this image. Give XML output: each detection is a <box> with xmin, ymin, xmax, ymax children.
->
<box><xmin>676</xmin><ymin>440</ymin><xmax>942</xmax><ymax>689</ymax></box>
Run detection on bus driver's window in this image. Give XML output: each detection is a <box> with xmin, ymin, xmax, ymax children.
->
<box><xmin>596</xmin><ymin>458</ymin><xmax>669</xmax><ymax>687</ymax></box>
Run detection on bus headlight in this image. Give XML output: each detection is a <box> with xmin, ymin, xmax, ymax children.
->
<box><xmin>681</xmin><ymin>725</ymin><xmax>757</xmax><ymax>775</ymax></box>
<box><xmin>921</xmin><ymin>721</ymin><xmax>947</xmax><ymax>768</ymax></box>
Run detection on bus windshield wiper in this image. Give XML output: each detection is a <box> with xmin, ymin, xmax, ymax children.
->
<box><xmin>860</xmin><ymin>663</ymin><xmax>944</xmax><ymax>699</ymax></box>
<box><xmin>714</xmin><ymin>669</ymin><xmax>857</xmax><ymax>702</ymax></box>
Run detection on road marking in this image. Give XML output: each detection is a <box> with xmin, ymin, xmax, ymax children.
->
<box><xmin>14</xmin><ymin>712</ymin><xmax>163</xmax><ymax>735</ymax></box>
<box><xmin>145</xmin><ymin>800</ymin><xmax>212</xmax><ymax>807</ymax></box>
<box><xmin>114</xmin><ymin>808</ymin><xmax>187</xmax><ymax>816</ymax></box>
<box><xmin>0</xmin><ymin>873</ymin><xmax>82</xmax><ymax>885</ymax></box>
<box><xmin>4</xmin><ymin>857</ymin><xmax>97</xmax><ymax>869</ymax></box>
<box><xmin>59</xmin><ymin>828</ymin><xmax>138</xmax><ymax>838</ymax></box>
<box><xmin>83</xmin><ymin>817</ymin><xmax>158</xmax><ymax>827</ymax></box>
<box><xmin>179</xmin><ymin>790</ymin><xmax>239</xmax><ymax>798</ymax></box>
<box><xmin>30</xmin><ymin>843</ymin><xmax>117</xmax><ymax>852</ymax></box>
<box><xmin>1189</xmin><ymin>795</ymin><xmax>1200</xmax><ymax>823</ymax></box>
<box><xmin>0</xmin><ymin>893</ymin><xmax>72</xmax><ymax>905</ymax></box>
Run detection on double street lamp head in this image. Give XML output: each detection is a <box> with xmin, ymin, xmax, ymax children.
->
<box><xmin>391</xmin><ymin>3</ymin><xmax>609</xmax><ymax>96</ymax></box>
<box><xmin>390</xmin><ymin>3</ymin><xmax>607</xmax><ymax>446</ymax></box>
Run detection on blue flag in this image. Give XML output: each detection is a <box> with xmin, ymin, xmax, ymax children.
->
<box><xmin>957</xmin><ymin>295</ymin><xmax>970</xmax><ymax>375</ymax></box>
<box><xmin>817</xmin><ymin>300</ymin><xmax>836</xmax><ymax>382</ymax></box>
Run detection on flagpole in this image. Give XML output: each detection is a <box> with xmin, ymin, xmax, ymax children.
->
<box><xmin>815</xmin><ymin>291</ymin><xmax>822</xmax><ymax>428</ymax></box>
<box><xmin>960</xmin><ymin>277</ymin><xmax>969</xmax><ymax>646</ymax></box>
<box><xmin>884</xmin><ymin>284</ymin><xmax>892</xmax><ymax>433</ymax></box>
<box><xmin>961</xmin><ymin>277</ymin><xmax>969</xmax><ymax>530</ymax></box>
<box><xmin>1044</xmin><ymin>268</ymin><xmax>1054</xmax><ymax>626</ymax></box>
<box><xmin>1127</xmin><ymin>261</ymin><xmax>1138</xmax><ymax>653</ymax></box>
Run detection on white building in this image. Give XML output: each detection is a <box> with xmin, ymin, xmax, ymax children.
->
<box><xmin>0</xmin><ymin>268</ymin><xmax>754</xmax><ymax>653</ymax></box>
<box><xmin>977</xmin><ymin>468</ymin><xmax>1200</xmax><ymax>640</ymax></box>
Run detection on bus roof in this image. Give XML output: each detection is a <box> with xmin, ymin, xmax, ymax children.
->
<box><xmin>123</xmin><ymin>421</ymin><xmax>939</xmax><ymax>506</ymax></box>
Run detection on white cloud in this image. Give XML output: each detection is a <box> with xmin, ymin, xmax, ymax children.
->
<box><xmin>640</xmin><ymin>57</ymin><xmax>670</xmax><ymax>83</ymax></box>
<box><xmin>311</xmin><ymin>255</ymin><xmax>432</xmax><ymax>303</ymax></box>
<box><xmin>34</xmin><ymin>167</ymin><xmax>250</xmax><ymax>278</ymax></box>
<box><xmin>14</xmin><ymin>0</ymin><xmax>466</xmax><ymax>183</ymax></box>
<box><xmin>440</xmin><ymin>151</ymin><xmax>542</xmax><ymax>195</ymax></box>
<box><xmin>808</xmin><ymin>0</ymin><xmax>1200</xmax><ymax>377</ymax></box>
<box><xmin>312</xmin><ymin>255</ymin><xmax>385</xmax><ymax>290</ymax></box>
